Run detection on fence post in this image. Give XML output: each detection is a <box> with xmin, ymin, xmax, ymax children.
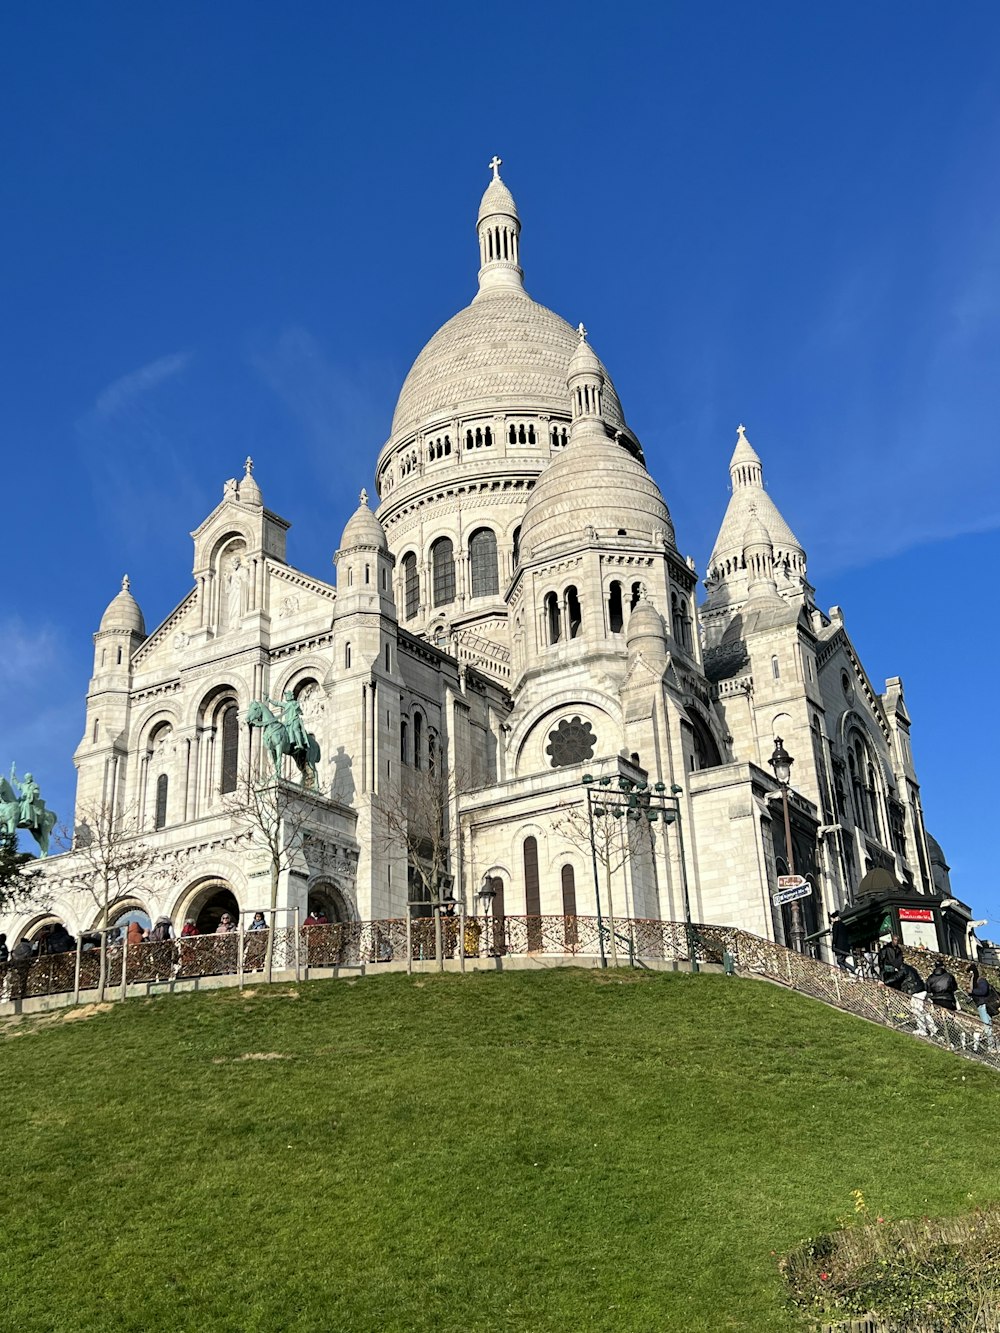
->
<box><xmin>121</xmin><ymin>932</ymin><xmax>129</xmax><ymax>1002</ymax></box>
<box><xmin>237</xmin><ymin>921</ymin><xmax>245</xmax><ymax>988</ymax></box>
<box><xmin>266</xmin><ymin>910</ymin><xmax>274</xmax><ymax>986</ymax></box>
<box><xmin>294</xmin><ymin>906</ymin><xmax>301</xmax><ymax>983</ymax></box>
<box><xmin>459</xmin><ymin>903</ymin><xmax>466</xmax><ymax>974</ymax></box>
<box><xmin>785</xmin><ymin>949</ymin><xmax>793</xmax><ymax>984</ymax></box>
<box><xmin>406</xmin><ymin>913</ymin><xmax>412</xmax><ymax>975</ymax></box>
<box><xmin>73</xmin><ymin>935</ymin><xmax>82</xmax><ymax>1006</ymax></box>
<box><xmin>833</xmin><ymin>969</ymin><xmax>841</xmax><ymax>1004</ymax></box>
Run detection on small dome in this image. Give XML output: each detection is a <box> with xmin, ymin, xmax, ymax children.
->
<box><xmin>340</xmin><ymin>489</ymin><xmax>387</xmax><ymax>552</ymax></box>
<box><xmin>627</xmin><ymin>597</ymin><xmax>666</xmax><ymax>643</ymax></box>
<box><xmin>239</xmin><ymin>457</ymin><xmax>262</xmax><ymax>506</ymax></box>
<box><xmin>568</xmin><ymin>329</ymin><xmax>602</xmax><ymax>380</ymax></box>
<box><xmin>742</xmin><ymin>509</ymin><xmax>772</xmax><ymax>550</ymax></box>
<box><xmin>100</xmin><ymin>575</ymin><xmax>145</xmax><ymax>636</ymax></box>
<box><xmin>519</xmin><ymin>434</ymin><xmax>674</xmax><ymax>560</ymax></box>
<box><xmin>478</xmin><ymin>175</ymin><xmax>519</xmax><ymax>225</ymax></box>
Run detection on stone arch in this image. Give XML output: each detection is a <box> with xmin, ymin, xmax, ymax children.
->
<box><xmin>134</xmin><ymin>702</ymin><xmax>183</xmax><ymax>751</ymax></box>
<box><xmin>171</xmin><ymin>872</ymin><xmax>244</xmax><ymax>935</ymax></box>
<box><xmin>104</xmin><ymin>895</ymin><xmax>153</xmax><ymax>934</ymax></box>
<box><xmin>14</xmin><ymin>912</ymin><xmax>68</xmax><ymax>948</ymax></box>
<box><xmin>510</xmin><ymin>694</ymin><xmax>622</xmax><ymax>779</ymax></box>
<box><xmin>306</xmin><ymin>878</ymin><xmax>357</xmax><ymax>923</ymax></box>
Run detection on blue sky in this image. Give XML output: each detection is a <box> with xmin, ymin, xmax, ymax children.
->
<box><xmin>2</xmin><ymin>3</ymin><xmax>999</xmax><ymax>923</ymax></box>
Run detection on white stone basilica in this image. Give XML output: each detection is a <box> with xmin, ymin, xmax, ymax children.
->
<box><xmin>8</xmin><ymin>163</ymin><xmax>959</xmax><ymax>957</ymax></box>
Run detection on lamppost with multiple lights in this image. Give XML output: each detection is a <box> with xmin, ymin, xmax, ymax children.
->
<box><xmin>581</xmin><ymin>774</ymin><xmax>698</xmax><ymax>973</ymax></box>
<box><xmin>769</xmin><ymin>736</ymin><xmax>805</xmax><ymax>954</ymax></box>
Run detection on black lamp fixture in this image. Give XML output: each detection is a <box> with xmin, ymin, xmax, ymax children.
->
<box><xmin>769</xmin><ymin>737</ymin><xmax>794</xmax><ymax>787</ymax></box>
<box><xmin>477</xmin><ymin>877</ymin><xmax>496</xmax><ymax>912</ymax></box>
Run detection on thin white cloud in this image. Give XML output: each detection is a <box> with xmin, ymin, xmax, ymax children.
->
<box><xmin>93</xmin><ymin>351</ymin><xmax>191</xmax><ymax>421</ymax></box>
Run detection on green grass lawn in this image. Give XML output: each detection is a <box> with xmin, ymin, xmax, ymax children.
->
<box><xmin>1</xmin><ymin>967</ymin><xmax>997</xmax><ymax>1332</ymax></box>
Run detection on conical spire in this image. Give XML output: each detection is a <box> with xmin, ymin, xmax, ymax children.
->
<box><xmin>476</xmin><ymin>156</ymin><xmax>524</xmax><ymax>295</ymax></box>
<box><xmin>729</xmin><ymin>423</ymin><xmax>763</xmax><ymax>489</ymax></box>
<box><xmin>567</xmin><ymin>323</ymin><xmax>606</xmax><ymax>443</ymax></box>
<box><xmin>707</xmin><ymin>424</ymin><xmax>806</xmax><ymax>593</ymax></box>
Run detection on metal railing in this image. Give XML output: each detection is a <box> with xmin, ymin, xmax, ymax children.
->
<box><xmin>2</xmin><ymin>914</ymin><xmax>998</xmax><ymax>1072</ymax></box>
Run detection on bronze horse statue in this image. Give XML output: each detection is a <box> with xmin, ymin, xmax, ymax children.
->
<box><xmin>245</xmin><ymin>699</ymin><xmax>320</xmax><ymax>786</ymax></box>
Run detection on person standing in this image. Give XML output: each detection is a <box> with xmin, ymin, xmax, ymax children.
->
<box><xmin>877</xmin><ymin>936</ymin><xmax>905</xmax><ymax>983</ymax></box>
<box><xmin>927</xmin><ymin>961</ymin><xmax>958</xmax><ymax>1011</ymax></box>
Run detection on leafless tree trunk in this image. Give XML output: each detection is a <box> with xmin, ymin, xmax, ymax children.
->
<box><xmin>67</xmin><ymin>801</ymin><xmax>158</xmax><ymax>1002</ymax></box>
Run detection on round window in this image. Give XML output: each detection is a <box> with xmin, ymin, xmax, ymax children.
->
<box><xmin>546</xmin><ymin>716</ymin><xmax>597</xmax><ymax>768</ymax></box>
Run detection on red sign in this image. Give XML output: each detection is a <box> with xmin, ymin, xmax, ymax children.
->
<box><xmin>899</xmin><ymin>908</ymin><xmax>934</xmax><ymax>922</ymax></box>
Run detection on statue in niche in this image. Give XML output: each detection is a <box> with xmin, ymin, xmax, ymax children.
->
<box><xmin>225</xmin><ymin>554</ymin><xmax>249</xmax><ymax>627</ymax></box>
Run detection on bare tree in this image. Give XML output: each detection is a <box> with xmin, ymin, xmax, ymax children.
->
<box><xmin>552</xmin><ymin>794</ymin><xmax>651</xmax><ymax>966</ymax></box>
<box><xmin>222</xmin><ymin>767</ymin><xmax>313</xmax><ymax>981</ymax></box>
<box><xmin>68</xmin><ymin>799</ymin><xmax>159</xmax><ymax>1000</ymax></box>
<box><xmin>372</xmin><ymin>763</ymin><xmax>467</xmax><ymax>966</ymax></box>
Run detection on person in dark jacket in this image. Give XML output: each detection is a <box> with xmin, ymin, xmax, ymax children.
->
<box><xmin>830</xmin><ymin>912</ymin><xmax>855</xmax><ymax>972</ymax></box>
<box><xmin>926</xmin><ymin>961</ymin><xmax>958</xmax><ymax>1010</ymax></box>
<box><xmin>969</xmin><ymin>965</ymin><xmax>996</xmax><ymax>1049</ymax></box>
<box><xmin>877</xmin><ymin>936</ymin><xmax>905</xmax><ymax>982</ymax></box>
<box><xmin>885</xmin><ymin>960</ymin><xmax>935</xmax><ymax>1036</ymax></box>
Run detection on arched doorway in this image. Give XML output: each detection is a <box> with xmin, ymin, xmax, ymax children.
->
<box><xmin>307</xmin><ymin>882</ymin><xmax>353</xmax><ymax>924</ymax></box>
<box><xmin>181</xmin><ymin>879</ymin><xmax>240</xmax><ymax>935</ymax></box>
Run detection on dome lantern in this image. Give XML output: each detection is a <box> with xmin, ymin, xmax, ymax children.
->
<box><xmin>476</xmin><ymin>156</ymin><xmax>524</xmax><ymax>296</ymax></box>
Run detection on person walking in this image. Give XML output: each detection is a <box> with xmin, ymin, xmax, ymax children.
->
<box><xmin>927</xmin><ymin>960</ymin><xmax>958</xmax><ymax>1010</ymax></box>
<box><xmin>969</xmin><ymin>965</ymin><xmax>998</xmax><ymax>1051</ymax></box>
<box><xmin>830</xmin><ymin>911</ymin><xmax>855</xmax><ymax>972</ymax></box>
<box><xmin>886</xmin><ymin>959</ymin><xmax>935</xmax><ymax>1037</ymax></box>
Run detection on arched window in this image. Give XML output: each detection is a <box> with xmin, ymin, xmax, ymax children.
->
<box><xmin>545</xmin><ymin>591</ymin><xmax>561</xmax><ymax>644</ymax></box>
<box><xmin>512</xmin><ymin>525</ymin><xmax>521</xmax><ymax>566</ymax></box>
<box><xmin>345</xmin><ymin>642</ymin><xmax>352</xmax><ymax>669</ymax></box>
<box><xmin>92</xmin><ymin>717</ymin><xmax>100</xmax><ymax>743</ymax></box>
<box><xmin>413</xmin><ymin>712</ymin><xmax>423</xmax><ymax>770</ymax></box>
<box><xmin>428</xmin><ymin>729</ymin><xmax>437</xmax><ymax>775</ymax></box>
<box><xmin>671</xmin><ymin>593</ymin><xmax>684</xmax><ymax>644</ymax></box>
<box><xmin>630</xmin><ymin>581</ymin><xmax>642</xmax><ymax>611</ymax></box>
<box><xmin>561</xmin><ymin>865</ymin><xmax>578</xmax><ymax>945</ymax></box>
<box><xmin>154</xmin><ymin>774</ymin><xmax>168</xmax><ymax>831</ymax></box>
<box><xmin>402</xmin><ymin>552</ymin><xmax>419</xmax><ymax>620</ymax></box>
<box><xmin>608</xmin><ymin>581</ymin><xmax>624</xmax><ymax>634</ymax></box>
<box><xmin>772</xmin><ymin>655</ymin><xmax>780</xmax><ymax>680</ymax></box>
<box><xmin>220</xmin><ymin>703</ymin><xmax>239</xmax><ymax>794</ymax></box>
<box><xmin>524</xmin><ymin>837</ymin><xmax>541</xmax><ymax>951</ymax></box>
<box><xmin>469</xmin><ymin>528</ymin><xmax>499</xmax><ymax>597</ymax></box>
<box><xmin>431</xmin><ymin>537</ymin><xmax>455</xmax><ymax>606</ymax></box>
<box><xmin>565</xmin><ymin>586</ymin><xmax>582</xmax><ymax>638</ymax></box>
<box><xmin>401</xmin><ymin>719</ymin><xmax>408</xmax><ymax>764</ymax></box>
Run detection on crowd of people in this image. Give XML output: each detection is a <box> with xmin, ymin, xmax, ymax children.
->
<box><xmin>828</xmin><ymin>911</ymin><xmax>998</xmax><ymax>1051</ymax></box>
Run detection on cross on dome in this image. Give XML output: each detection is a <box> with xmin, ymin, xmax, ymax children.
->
<box><xmin>122</xmin><ymin>574</ymin><xmax>130</xmax><ymax>592</ymax></box>
<box><xmin>737</xmin><ymin>423</ymin><xmax>747</xmax><ymax>440</ymax></box>
<box><xmin>244</xmin><ymin>456</ymin><xmax>254</xmax><ymax>475</ymax></box>
<box><xmin>359</xmin><ymin>488</ymin><xmax>369</xmax><ymax>507</ymax></box>
<box><xmin>577</xmin><ymin>322</ymin><xmax>588</xmax><ymax>342</ymax></box>
<box><xmin>489</xmin><ymin>155</ymin><xmax>502</xmax><ymax>179</ymax></box>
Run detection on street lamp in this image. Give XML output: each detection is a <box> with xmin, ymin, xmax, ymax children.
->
<box><xmin>769</xmin><ymin>736</ymin><xmax>805</xmax><ymax>954</ymax></box>
<box><xmin>478</xmin><ymin>876</ymin><xmax>496</xmax><ymax>957</ymax></box>
<box><xmin>582</xmin><ymin>773</ymin><xmax>698</xmax><ymax>973</ymax></box>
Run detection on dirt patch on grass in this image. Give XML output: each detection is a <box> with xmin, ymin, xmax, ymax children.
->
<box><xmin>212</xmin><ymin>1052</ymin><xmax>295</xmax><ymax>1064</ymax></box>
<box><xmin>61</xmin><ymin>1003</ymin><xmax>114</xmax><ymax>1023</ymax></box>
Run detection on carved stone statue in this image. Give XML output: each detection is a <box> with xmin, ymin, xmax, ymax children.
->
<box><xmin>1</xmin><ymin>765</ymin><xmax>57</xmax><ymax>856</ymax></box>
<box><xmin>226</xmin><ymin>555</ymin><xmax>249</xmax><ymax>625</ymax></box>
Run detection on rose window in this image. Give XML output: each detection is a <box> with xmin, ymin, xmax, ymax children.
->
<box><xmin>546</xmin><ymin>716</ymin><xmax>597</xmax><ymax>768</ymax></box>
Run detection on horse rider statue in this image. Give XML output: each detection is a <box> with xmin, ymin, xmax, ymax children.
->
<box><xmin>245</xmin><ymin>692</ymin><xmax>321</xmax><ymax>787</ymax></box>
<box><xmin>0</xmin><ymin>764</ymin><xmax>58</xmax><ymax>857</ymax></box>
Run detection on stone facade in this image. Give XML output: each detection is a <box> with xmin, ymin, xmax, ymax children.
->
<box><xmin>5</xmin><ymin>165</ymin><xmax>946</xmax><ymax>953</ymax></box>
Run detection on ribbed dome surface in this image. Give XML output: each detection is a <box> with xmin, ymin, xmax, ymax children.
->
<box><xmin>100</xmin><ymin>578</ymin><xmax>145</xmax><ymax>635</ymax></box>
<box><xmin>390</xmin><ymin>291</ymin><xmax>625</xmax><ymax>438</ymax></box>
<box><xmin>518</xmin><ymin>434</ymin><xmax>674</xmax><ymax>559</ymax></box>
<box><xmin>341</xmin><ymin>496</ymin><xmax>388</xmax><ymax>551</ymax></box>
<box><xmin>478</xmin><ymin>177</ymin><xmax>519</xmax><ymax>224</ymax></box>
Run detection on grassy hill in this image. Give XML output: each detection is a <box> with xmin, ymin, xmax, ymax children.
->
<box><xmin>2</xmin><ymin>967</ymin><xmax>997</xmax><ymax>1332</ymax></box>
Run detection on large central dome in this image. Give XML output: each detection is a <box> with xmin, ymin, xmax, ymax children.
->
<box><xmin>390</xmin><ymin>289</ymin><xmax>625</xmax><ymax>438</ymax></box>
